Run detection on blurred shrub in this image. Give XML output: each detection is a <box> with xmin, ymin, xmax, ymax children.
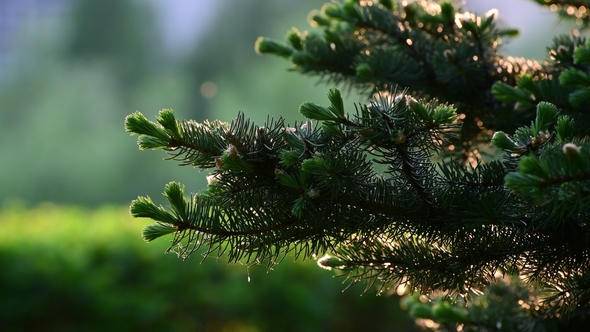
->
<box><xmin>0</xmin><ymin>204</ymin><xmax>417</xmax><ymax>331</ymax></box>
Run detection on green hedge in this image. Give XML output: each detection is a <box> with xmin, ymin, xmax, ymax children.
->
<box><xmin>0</xmin><ymin>204</ymin><xmax>417</xmax><ymax>331</ymax></box>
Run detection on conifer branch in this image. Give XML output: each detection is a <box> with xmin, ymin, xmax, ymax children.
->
<box><xmin>127</xmin><ymin>0</ymin><xmax>590</xmax><ymax>326</ymax></box>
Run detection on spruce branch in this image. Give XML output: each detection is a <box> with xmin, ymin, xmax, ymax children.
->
<box><xmin>258</xmin><ymin>0</ymin><xmax>590</xmax><ymax>158</ymax></box>
<box><xmin>125</xmin><ymin>110</ymin><xmax>228</xmax><ymax>168</ymax></box>
<box><xmin>126</xmin><ymin>0</ymin><xmax>590</xmax><ymax>326</ymax></box>
<box><xmin>128</xmin><ymin>83</ymin><xmax>589</xmax><ymax>312</ymax></box>
<box><xmin>128</xmin><ymin>89</ymin><xmax>460</xmax><ymax>260</ymax></box>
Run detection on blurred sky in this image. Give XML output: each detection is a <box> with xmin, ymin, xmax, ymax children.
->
<box><xmin>147</xmin><ymin>0</ymin><xmax>223</xmax><ymax>56</ymax></box>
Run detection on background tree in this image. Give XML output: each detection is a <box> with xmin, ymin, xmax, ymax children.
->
<box><xmin>66</xmin><ymin>0</ymin><xmax>157</xmax><ymax>91</ymax></box>
<box><xmin>0</xmin><ymin>0</ymin><xmax>328</xmax><ymax>206</ymax></box>
<box><xmin>126</xmin><ymin>0</ymin><xmax>590</xmax><ymax>330</ymax></box>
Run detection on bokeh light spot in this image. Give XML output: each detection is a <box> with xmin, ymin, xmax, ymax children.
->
<box><xmin>200</xmin><ymin>81</ymin><xmax>218</xmax><ymax>98</ymax></box>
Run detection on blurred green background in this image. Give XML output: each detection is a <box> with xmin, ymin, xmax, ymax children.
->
<box><xmin>0</xmin><ymin>0</ymin><xmax>575</xmax><ymax>330</ymax></box>
<box><xmin>0</xmin><ymin>204</ymin><xmax>417</xmax><ymax>331</ymax></box>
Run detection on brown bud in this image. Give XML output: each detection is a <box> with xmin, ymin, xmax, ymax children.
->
<box><xmin>562</xmin><ymin>143</ymin><xmax>581</xmax><ymax>159</ymax></box>
<box><xmin>224</xmin><ymin>144</ymin><xmax>239</xmax><ymax>158</ymax></box>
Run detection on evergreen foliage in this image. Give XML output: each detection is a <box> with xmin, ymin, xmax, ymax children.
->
<box><xmin>126</xmin><ymin>0</ymin><xmax>590</xmax><ymax>329</ymax></box>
